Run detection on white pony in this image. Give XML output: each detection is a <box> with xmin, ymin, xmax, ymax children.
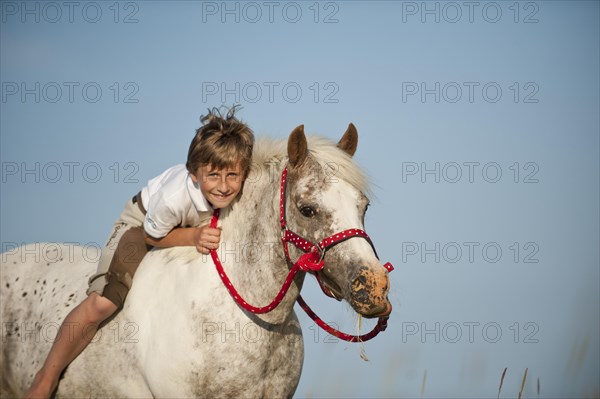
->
<box><xmin>1</xmin><ymin>125</ymin><xmax>392</xmax><ymax>398</ymax></box>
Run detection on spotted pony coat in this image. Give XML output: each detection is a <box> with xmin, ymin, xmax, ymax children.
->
<box><xmin>1</xmin><ymin>125</ymin><xmax>392</xmax><ymax>398</ymax></box>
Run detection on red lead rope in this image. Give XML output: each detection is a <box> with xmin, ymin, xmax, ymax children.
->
<box><xmin>210</xmin><ymin>208</ymin><xmax>303</xmax><ymax>314</ymax></box>
<box><xmin>209</xmin><ymin>166</ymin><xmax>394</xmax><ymax>342</ymax></box>
<box><xmin>296</xmin><ymin>296</ymin><xmax>389</xmax><ymax>342</ymax></box>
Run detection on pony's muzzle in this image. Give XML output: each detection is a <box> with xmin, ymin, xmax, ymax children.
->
<box><xmin>349</xmin><ymin>265</ymin><xmax>392</xmax><ymax>318</ymax></box>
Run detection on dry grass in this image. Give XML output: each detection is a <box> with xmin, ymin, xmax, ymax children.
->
<box><xmin>518</xmin><ymin>368</ymin><xmax>528</xmax><ymax>399</ymax></box>
<box><xmin>497</xmin><ymin>367</ymin><xmax>507</xmax><ymax>399</ymax></box>
<box><xmin>497</xmin><ymin>367</ymin><xmax>539</xmax><ymax>399</ymax></box>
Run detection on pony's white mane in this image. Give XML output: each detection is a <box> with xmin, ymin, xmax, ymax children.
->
<box><xmin>252</xmin><ymin>136</ymin><xmax>371</xmax><ymax>195</ymax></box>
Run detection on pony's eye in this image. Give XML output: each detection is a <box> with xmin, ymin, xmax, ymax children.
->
<box><xmin>300</xmin><ymin>206</ymin><xmax>316</xmax><ymax>218</ymax></box>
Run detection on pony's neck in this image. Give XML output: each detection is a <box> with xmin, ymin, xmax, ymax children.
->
<box><xmin>218</xmin><ymin>159</ymin><xmax>304</xmax><ymax>324</ymax></box>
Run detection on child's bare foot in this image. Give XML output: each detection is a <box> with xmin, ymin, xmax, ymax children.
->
<box><xmin>24</xmin><ymin>371</ymin><xmax>57</xmax><ymax>399</ymax></box>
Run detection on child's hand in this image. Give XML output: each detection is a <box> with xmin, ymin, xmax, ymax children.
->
<box><xmin>194</xmin><ymin>225</ymin><xmax>221</xmax><ymax>254</ymax></box>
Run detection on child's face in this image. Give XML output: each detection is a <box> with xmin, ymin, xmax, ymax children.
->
<box><xmin>191</xmin><ymin>162</ymin><xmax>244</xmax><ymax>209</ymax></box>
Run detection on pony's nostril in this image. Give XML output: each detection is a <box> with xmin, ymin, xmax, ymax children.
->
<box><xmin>349</xmin><ymin>266</ymin><xmax>392</xmax><ymax>317</ymax></box>
<box><xmin>351</xmin><ymin>269</ymin><xmax>377</xmax><ymax>303</ymax></box>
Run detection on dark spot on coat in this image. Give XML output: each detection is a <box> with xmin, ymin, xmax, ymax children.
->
<box><xmin>5</xmin><ymin>283</ymin><xmax>9</xmax><ymax>288</ymax></box>
<box><xmin>22</xmin><ymin>292</ymin><xmax>27</xmax><ymax>297</ymax></box>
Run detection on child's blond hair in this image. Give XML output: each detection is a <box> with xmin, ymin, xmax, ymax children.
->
<box><xmin>186</xmin><ymin>106</ymin><xmax>254</xmax><ymax>177</ymax></box>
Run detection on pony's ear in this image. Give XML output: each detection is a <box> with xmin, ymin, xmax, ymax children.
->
<box><xmin>288</xmin><ymin>125</ymin><xmax>308</xmax><ymax>167</ymax></box>
<box><xmin>337</xmin><ymin>123</ymin><xmax>358</xmax><ymax>157</ymax></box>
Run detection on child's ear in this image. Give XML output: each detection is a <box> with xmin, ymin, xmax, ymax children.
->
<box><xmin>190</xmin><ymin>173</ymin><xmax>202</xmax><ymax>188</ymax></box>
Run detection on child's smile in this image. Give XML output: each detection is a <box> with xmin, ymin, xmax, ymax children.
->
<box><xmin>192</xmin><ymin>162</ymin><xmax>244</xmax><ymax>209</ymax></box>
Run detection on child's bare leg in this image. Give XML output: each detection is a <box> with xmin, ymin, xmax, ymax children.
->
<box><xmin>25</xmin><ymin>293</ymin><xmax>117</xmax><ymax>399</ymax></box>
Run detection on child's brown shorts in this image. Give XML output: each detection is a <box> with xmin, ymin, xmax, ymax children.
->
<box><xmin>87</xmin><ymin>193</ymin><xmax>152</xmax><ymax>309</ymax></box>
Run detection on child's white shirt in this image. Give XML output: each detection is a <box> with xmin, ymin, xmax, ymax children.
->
<box><xmin>140</xmin><ymin>164</ymin><xmax>212</xmax><ymax>238</ymax></box>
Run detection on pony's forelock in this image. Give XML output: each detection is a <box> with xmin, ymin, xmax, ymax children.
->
<box><xmin>252</xmin><ymin>136</ymin><xmax>371</xmax><ymax>196</ymax></box>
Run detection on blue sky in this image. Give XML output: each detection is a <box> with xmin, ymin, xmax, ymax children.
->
<box><xmin>1</xmin><ymin>1</ymin><xmax>599</xmax><ymax>397</ymax></box>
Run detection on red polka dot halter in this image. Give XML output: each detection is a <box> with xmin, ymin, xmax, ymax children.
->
<box><xmin>209</xmin><ymin>165</ymin><xmax>394</xmax><ymax>342</ymax></box>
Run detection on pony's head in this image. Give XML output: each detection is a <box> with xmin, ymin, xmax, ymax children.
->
<box><xmin>283</xmin><ymin>124</ymin><xmax>392</xmax><ymax>318</ymax></box>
